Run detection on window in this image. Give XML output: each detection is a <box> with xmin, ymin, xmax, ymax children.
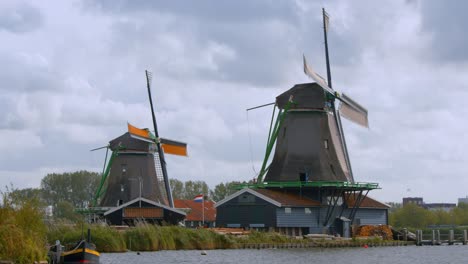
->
<box><xmin>285</xmin><ymin>207</ymin><xmax>292</xmax><ymax>214</ymax></box>
<box><xmin>238</xmin><ymin>194</ymin><xmax>255</xmax><ymax>203</ymax></box>
<box><xmin>324</xmin><ymin>196</ymin><xmax>343</xmax><ymax>206</ymax></box>
<box><xmin>305</xmin><ymin>208</ymin><xmax>311</xmax><ymax>214</ymax></box>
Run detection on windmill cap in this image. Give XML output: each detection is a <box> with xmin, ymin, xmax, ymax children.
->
<box><xmin>276</xmin><ymin>83</ymin><xmax>328</xmax><ymax>110</ymax></box>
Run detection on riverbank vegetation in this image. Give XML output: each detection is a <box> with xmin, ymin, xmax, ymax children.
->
<box><xmin>0</xmin><ymin>188</ymin><xmax>47</xmax><ymax>264</ymax></box>
<box><xmin>45</xmin><ymin>223</ymin><xmax>235</xmax><ymax>252</ymax></box>
<box><xmin>390</xmin><ymin>203</ymin><xmax>468</xmax><ymax>228</ymax></box>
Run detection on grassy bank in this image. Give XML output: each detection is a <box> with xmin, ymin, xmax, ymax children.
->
<box><xmin>47</xmin><ymin>224</ymin><xmax>399</xmax><ymax>253</ymax></box>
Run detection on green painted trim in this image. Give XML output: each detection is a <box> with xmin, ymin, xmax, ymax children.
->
<box><xmin>266</xmin><ymin>105</ymin><xmax>276</xmax><ymax>145</ymax></box>
<box><xmin>236</xmin><ymin>181</ymin><xmax>379</xmax><ymax>190</ymax></box>
<box><xmin>92</xmin><ymin>150</ymin><xmax>118</xmax><ymax>207</ymax></box>
<box><xmin>257</xmin><ymin>99</ymin><xmax>295</xmax><ymax>183</ymax></box>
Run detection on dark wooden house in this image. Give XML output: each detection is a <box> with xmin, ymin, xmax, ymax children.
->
<box><xmin>216</xmin><ymin>188</ymin><xmax>389</xmax><ymax>236</ymax></box>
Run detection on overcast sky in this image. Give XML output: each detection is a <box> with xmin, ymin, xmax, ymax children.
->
<box><xmin>1</xmin><ymin>0</ymin><xmax>468</xmax><ymax>203</ymax></box>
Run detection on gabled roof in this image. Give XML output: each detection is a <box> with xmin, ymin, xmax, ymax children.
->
<box><xmin>103</xmin><ymin>197</ymin><xmax>186</xmax><ymax>216</ymax></box>
<box><xmin>255</xmin><ymin>189</ymin><xmax>321</xmax><ymax>207</ymax></box>
<box><xmin>215</xmin><ymin>188</ymin><xmax>321</xmax><ymax>208</ymax></box>
<box><xmin>346</xmin><ymin>194</ymin><xmax>390</xmax><ymax>209</ymax></box>
<box><xmin>174</xmin><ymin>199</ymin><xmax>216</xmax><ymax>222</ymax></box>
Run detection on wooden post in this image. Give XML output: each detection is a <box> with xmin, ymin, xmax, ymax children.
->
<box><xmin>463</xmin><ymin>230</ymin><xmax>467</xmax><ymax>245</ymax></box>
<box><xmin>432</xmin><ymin>230</ymin><xmax>436</xmax><ymax>245</ymax></box>
<box><xmin>403</xmin><ymin>228</ymin><xmax>408</xmax><ymax>241</ymax></box>
<box><xmin>416</xmin><ymin>230</ymin><xmax>422</xmax><ymax>246</ymax></box>
<box><xmin>449</xmin><ymin>230</ymin><xmax>454</xmax><ymax>245</ymax></box>
<box><xmin>436</xmin><ymin>230</ymin><xmax>441</xmax><ymax>245</ymax></box>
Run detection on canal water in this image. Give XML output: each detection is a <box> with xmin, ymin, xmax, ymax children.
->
<box><xmin>101</xmin><ymin>246</ymin><xmax>468</xmax><ymax>264</ymax></box>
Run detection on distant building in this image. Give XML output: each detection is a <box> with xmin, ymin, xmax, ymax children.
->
<box><xmin>458</xmin><ymin>196</ymin><xmax>468</xmax><ymax>205</ymax></box>
<box><xmin>424</xmin><ymin>203</ymin><xmax>456</xmax><ymax>212</ymax></box>
<box><xmin>402</xmin><ymin>197</ymin><xmax>424</xmax><ymax>206</ymax></box>
<box><xmin>174</xmin><ymin>199</ymin><xmax>216</xmax><ymax>228</ymax></box>
<box><xmin>402</xmin><ymin>197</ymin><xmax>456</xmax><ymax>212</ymax></box>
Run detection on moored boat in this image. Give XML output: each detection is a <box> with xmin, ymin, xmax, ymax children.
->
<box><xmin>61</xmin><ymin>239</ymin><xmax>100</xmax><ymax>264</ymax></box>
<box><xmin>48</xmin><ymin>229</ymin><xmax>100</xmax><ymax>264</ymax></box>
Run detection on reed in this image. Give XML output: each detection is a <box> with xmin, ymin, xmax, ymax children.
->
<box><xmin>236</xmin><ymin>230</ymin><xmax>291</xmax><ymax>244</ymax></box>
<box><xmin>47</xmin><ymin>223</ymin><xmax>235</xmax><ymax>252</ymax></box>
<box><xmin>0</xmin><ymin>193</ymin><xmax>47</xmax><ymax>264</ymax></box>
<box><xmin>46</xmin><ymin>223</ymin><xmax>126</xmax><ymax>252</ymax></box>
<box><xmin>124</xmin><ymin>224</ymin><xmax>234</xmax><ymax>251</ymax></box>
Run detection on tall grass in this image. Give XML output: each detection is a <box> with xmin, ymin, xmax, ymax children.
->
<box><xmin>46</xmin><ymin>223</ymin><xmax>126</xmax><ymax>252</ymax></box>
<box><xmin>0</xmin><ymin>192</ymin><xmax>47</xmax><ymax>263</ymax></box>
<box><xmin>125</xmin><ymin>224</ymin><xmax>234</xmax><ymax>251</ymax></box>
<box><xmin>236</xmin><ymin>230</ymin><xmax>292</xmax><ymax>244</ymax></box>
<box><xmin>46</xmin><ymin>223</ymin><xmax>236</xmax><ymax>252</ymax></box>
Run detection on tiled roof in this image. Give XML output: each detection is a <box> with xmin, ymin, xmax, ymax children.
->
<box><xmin>174</xmin><ymin>199</ymin><xmax>216</xmax><ymax>222</ymax></box>
<box><xmin>254</xmin><ymin>189</ymin><xmax>321</xmax><ymax>207</ymax></box>
<box><xmin>346</xmin><ymin>194</ymin><xmax>390</xmax><ymax>209</ymax></box>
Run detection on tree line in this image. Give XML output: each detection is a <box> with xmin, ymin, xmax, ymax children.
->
<box><xmin>5</xmin><ymin>171</ymin><xmax>241</xmax><ymax>221</ymax></box>
<box><xmin>390</xmin><ymin>203</ymin><xmax>468</xmax><ymax>228</ymax></box>
<box><xmin>7</xmin><ymin>171</ymin><xmax>468</xmax><ymax>228</ymax></box>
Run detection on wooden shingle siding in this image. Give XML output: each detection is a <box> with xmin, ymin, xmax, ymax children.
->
<box><xmin>216</xmin><ymin>194</ymin><xmax>277</xmax><ymax>228</ymax></box>
<box><xmin>276</xmin><ymin>207</ymin><xmax>320</xmax><ymax>228</ymax></box>
<box><xmin>343</xmin><ymin>209</ymin><xmax>387</xmax><ymax>225</ymax></box>
<box><xmin>123</xmin><ymin>208</ymin><xmax>163</xmax><ymax>218</ymax></box>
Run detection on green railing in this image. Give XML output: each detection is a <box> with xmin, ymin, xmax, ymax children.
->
<box><xmin>236</xmin><ymin>181</ymin><xmax>379</xmax><ymax>190</ymax></box>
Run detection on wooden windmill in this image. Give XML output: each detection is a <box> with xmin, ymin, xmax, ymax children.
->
<box><xmin>255</xmin><ymin>9</ymin><xmax>369</xmax><ymax>185</ymax></box>
<box><xmin>93</xmin><ymin>71</ymin><xmax>187</xmax><ymax>210</ymax></box>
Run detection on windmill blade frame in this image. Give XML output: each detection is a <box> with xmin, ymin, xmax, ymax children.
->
<box><xmin>303</xmin><ymin>55</ymin><xmax>369</xmax><ymax>128</ymax></box>
<box><xmin>303</xmin><ymin>55</ymin><xmax>334</xmax><ymax>95</ymax></box>
<box><xmin>90</xmin><ymin>145</ymin><xmax>109</xmax><ymax>151</ymax></box>
<box><xmin>339</xmin><ymin>93</ymin><xmax>369</xmax><ymax>128</ymax></box>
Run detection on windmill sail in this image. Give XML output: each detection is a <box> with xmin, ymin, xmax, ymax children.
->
<box><xmin>303</xmin><ymin>55</ymin><xmax>333</xmax><ymax>94</ymax></box>
<box><xmin>339</xmin><ymin>93</ymin><xmax>369</xmax><ymax>128</ymax></box>
<box><xmin>160</xmin><ymin>138</ymin><xmax>188</xmax><ymax>156</ymax></box>
<box><xmin>303</xmin><ymin>55</ymin><xmax>369</xmax><ymax>128</ymax></box>
<box><xmin>128</xmin><ymin>123</ymin><xmax>154</xmax><ymax>143</ymax></box>
<box><xmin>128</xmin><ymin>123</ymin><xmax>188</xmax><ymax>156</ymax></box>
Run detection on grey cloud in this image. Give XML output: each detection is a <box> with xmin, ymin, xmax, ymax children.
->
<box><xmin>84</xmin><ymin>0</ymin><xmax>327</xmax><ymax>87</ymax></box>
<box><xmin>421</xmin><ymin>0</ymin><xmax>468</xmax><ymax>63</ymax></box>
<box><xmin>83</xmin><ymin>0</ymin><xmax>379</xmax><ymax>87</ymax></box>
<box><xmin>0</xmin><ymin>53</ymin><xmax>63</xmax><ymax>94</ymax></box>
<box><xmin>84</xmin><ymin>0</ymin><xmax>299</xmax><ymax>23</ymax></box>
<box><xmin>0</xmin><ymin>4</ymin><xmax>43</xmax><ymax>33</ymax></box>
<box><xmin>0</xmin><ymin>97</ymin><xmax>22</xmax><ymax>129</ymax></box>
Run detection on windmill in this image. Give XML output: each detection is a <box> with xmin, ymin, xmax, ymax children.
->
<box><xmin>242</xmin><ymin>9</ymin><xmax>378</xmax><ymax>228</ymax></box>
<box><xmin>92</xmin><ymin>71</ymin><xmax>187</xmax><ymax>210</ymax></box>
<box><xmin>255</xmin><ymin>8</ymin><xmax>368</xmax><ymax>185</ymax></box>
